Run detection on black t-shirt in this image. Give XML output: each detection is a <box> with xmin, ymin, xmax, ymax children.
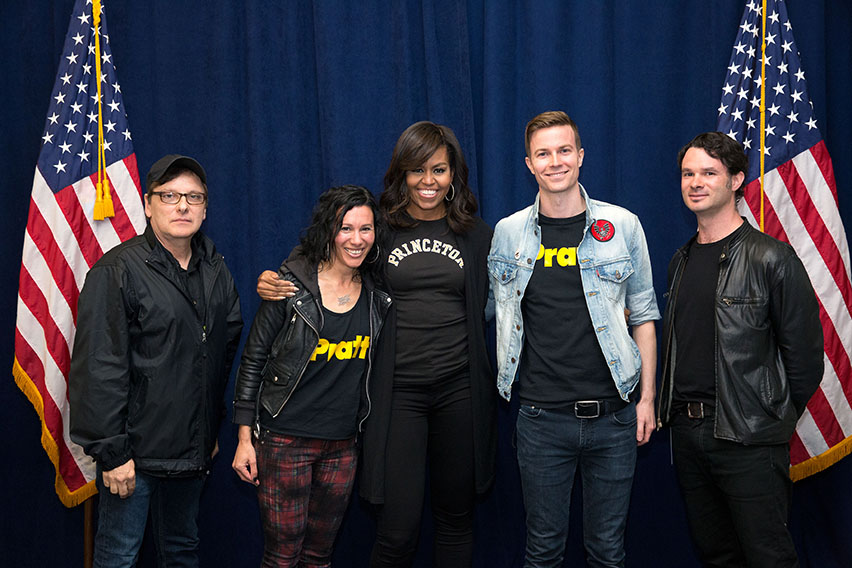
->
<box><xmin>519</xmin><ymin>213</ymin><xmax>616</xmax><ymax>407</ymax></box>
<box><xmin>672</xmin><ymin>234</ymin><xmax>734</xmax><ymax>405</ymax></box>
<box><xmin>261</xmin><ymin>287</ymin><xmax>370</xmax><ymax>439</ymax></box>
<box><xmin>386</xmin><ymin>217</ymin><xmax>468</xmax><ymax>380</ymax></box>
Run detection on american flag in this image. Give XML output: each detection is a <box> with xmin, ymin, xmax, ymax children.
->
<box><xmin>717</xmin><ymin>0</ymin><xmax>852</xmax><ymax>480</ymax></box>
<box><xmin>13</xmin><ymin>0</ymin><xmax>145</xmax><ymax>506</ymax></box>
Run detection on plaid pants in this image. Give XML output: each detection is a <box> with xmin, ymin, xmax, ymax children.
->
<box><xmin>256</xmin><ymin>431</ymin><xmax>357</xmax><ymax>567</ymax></box>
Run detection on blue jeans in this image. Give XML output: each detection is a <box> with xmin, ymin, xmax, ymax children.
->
<box><xmin>94</xmin><ymin>466</ymin><xmax>206</xmax><ymax>568</ymax></box>
<box><xmin>671</xmin><ymin>413</ymin><xmax>798</xmax><ymax>568</ymax></box>
<box><xmin>516</xmin><ymin>401</ymin><xmax>637</xmax><ymax>568</ymax></box>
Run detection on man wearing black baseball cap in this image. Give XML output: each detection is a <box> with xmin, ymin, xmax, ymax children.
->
<box><xmin>70</xmin><ymin>154</ymin><xmax>243</xmax><ymax>566</ymax></box>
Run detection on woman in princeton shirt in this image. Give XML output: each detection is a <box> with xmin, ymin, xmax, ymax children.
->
<box><xmin>259</xmin><ymin>122</ymin><xmax>496</xmax><ymax>567</ymax></box>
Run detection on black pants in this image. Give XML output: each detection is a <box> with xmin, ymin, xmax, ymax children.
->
<box><xmin>671</xmin><ymin>413</ymin><xmax>798</xmax><ymax>568</ymax></box>
<box><xmin>370</xmin><ymin>369</ymin><xmax>475</xmax><ymax>568</ymax></box>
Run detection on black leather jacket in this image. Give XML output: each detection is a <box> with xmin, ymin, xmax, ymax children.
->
<box><xmin>70</xmin><ymin>226</ymin><xmax>243</xmax><ymax>473</ymax></box>
<box><xmin>658</xmin><ymin>221</ymin><xmax>823</xmax><ymax>444</ymax></box>
<box><xmin>233</xmin><ymin>250</ymin><xmax>391</xmax><ymax>435</ymax></box>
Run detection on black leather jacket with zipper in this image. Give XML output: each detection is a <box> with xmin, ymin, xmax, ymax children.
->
<box><xmin>658</xmin><ymin>221</ymin><xmax>823</xmax><ymax>444</ymax></box>
<box><xmin>232</xmin><ymin>249</ymin><xmax>391</xmax><ymax>436</ymax></box>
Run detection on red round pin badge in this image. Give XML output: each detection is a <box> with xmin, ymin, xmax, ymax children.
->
<box><xmin>591</xmin><ymin>220</ymin><xmax>615</xmax><ymax>242</ymax></box>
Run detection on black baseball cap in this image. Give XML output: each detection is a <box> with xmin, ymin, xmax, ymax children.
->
<box><xmin>146</xmin><ymin>154</ymin><xmax>207</xmax><ymax>192</ymax></box>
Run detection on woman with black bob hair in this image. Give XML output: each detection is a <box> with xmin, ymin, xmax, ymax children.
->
<box><xmin>258</xmin><ymin>121</ymin><xmax>496</xmax><ymax>567</ymax></box>
<box><xmin>233</xmin><ymin>185</ymin><xmax>392</xmax><ymax>567</ymax></box>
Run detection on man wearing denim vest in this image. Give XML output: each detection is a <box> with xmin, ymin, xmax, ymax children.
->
<box><xmin>488</xmin><ymin>111</ymin><xmax>659</xmax><ymax>567</ymax></box>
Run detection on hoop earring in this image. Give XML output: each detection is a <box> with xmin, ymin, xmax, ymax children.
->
<box><xmin>366</xmin><ymin>243</ymin><xmax>381</xmax><ymax>264</ymax></box>
<box><xmin>445</xmin><ymin>183</ymin><xmax>456</xmax><ymax>202</ymax></box>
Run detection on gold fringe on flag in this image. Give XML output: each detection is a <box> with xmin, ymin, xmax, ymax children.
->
<box><xmin>12</xmin><ymin>357</ymin><xmax>97</xmax><ymax>507</ymax></box>
<box><xmin>790</xmin><ymin>435</ymin><xmax>852</xmax><ymax>482</ymax></box>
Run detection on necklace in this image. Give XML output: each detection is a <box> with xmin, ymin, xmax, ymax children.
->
<box><xmin>317</xmin><ymin>264</ymin><xmax>360</xmax><ymax>310</ymax></box>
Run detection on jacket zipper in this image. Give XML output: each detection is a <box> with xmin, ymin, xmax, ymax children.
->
<box><xmin>270</xmin><ymin>296</ymin><xmax>322</xmax><ymax>418</ymax></box>
<box><xmin>358</xmin><ymin>290</ymin><xmax>391</xmax><ymax>436</ymax></box>
<box><xmin>198</xmin><ymin>259</ymin><xmax>222</xmax><ymax>468</ymax></box>
<box><xmin>146</xmin><ymin>252</ymin><xmax>224</xmax><ymax>469</ymax></box>
<box><xmin>658</xmin><ymin>250</ymin><xmax>686</xmax><ymax>428</ymax></box>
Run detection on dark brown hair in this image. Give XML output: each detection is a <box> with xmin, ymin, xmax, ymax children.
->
<box><xmin>380</xmin><ymin>121</ymin><xmax>478</xmax><ymax>233</ymax></box>
<box><xmin>524</xmin><ymin>111</ymin><xmax>582</xmax><ymax>156</ymax></box>
<box><xmin>678</xmin><ymin>132</ymin><xmax>749</xmax><ymax>201</ymax></box>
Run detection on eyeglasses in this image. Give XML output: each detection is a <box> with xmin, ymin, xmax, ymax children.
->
<box><xmin>150</xmin><ymin>191</ymin><xmax>208</xmax><ymax>205</ymax></box>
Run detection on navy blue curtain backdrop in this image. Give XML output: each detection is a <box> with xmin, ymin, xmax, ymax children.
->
<box><xmin>3</xmin><ymin>1</ymin><xmax>851</xmax><ymax>566</ymax></box>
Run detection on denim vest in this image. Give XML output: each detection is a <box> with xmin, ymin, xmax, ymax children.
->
<box><xmin>488</xmin><ymin>185</ymin><xmax>660</xmax><ymax>402</ymax></box>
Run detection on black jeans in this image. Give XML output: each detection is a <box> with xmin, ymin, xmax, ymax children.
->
<box><xmin>370</xmin><ymin>369</ymin><xmax>475</xmax><ymax>568</ymax></box>
<box><xmin>671</xmin><ymin>413</ymin><xmax>798</xmax><ymax>568</ymax></box>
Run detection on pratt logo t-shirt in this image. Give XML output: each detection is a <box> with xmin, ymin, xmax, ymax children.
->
<box><xmin>261</xmin><ymin>287</ymin><xmax>370</xmax><ymax>439</ymax></box>
<box><xmin>518</xmin><ymin>213</ymin><xmax>617</xmax><ymax>407</ymax></box>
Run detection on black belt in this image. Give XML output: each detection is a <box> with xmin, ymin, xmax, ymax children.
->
<box><xmin>675</xmin><ymin>401</ymin><xmax>714</xmax><ymax>419</ymax></box>
<box><xmin>570</xmin><ymin>399</ymin><xmax>628</xmax><ymax>419</ymax></box>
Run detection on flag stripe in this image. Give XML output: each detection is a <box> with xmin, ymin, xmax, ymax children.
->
<box><xmin>120</xmin><ymin>154</ymin><xmax>145</xmax><ymax>227</ymax></box>
<box><xmin>803</xmin><ymin>379</ymin><xmax>845</xmax><ymax>449</ymax></box>
<box><xmin>22</xmin><ymin>228</ymin><xmax>77</xmax><ymax>347</ymax></box>
<box><xmin>73</xmin><ymin>175</ymin><xmax>122</xmax><ymax>255</ymax></box>
<box><xmin>796</xmin><ymin>145</ymin><xmax>852</xmax><ymax>276</ymax></box>
<box><xmin>51</xmin><ymin>181</ymin><xmax>104</xmax><ymax>272</ymax></box>
<box><xmin>793</xmin><ymin>409</ymin><xmax>830</xmax><ymax>458</ymax></box>
<box><xmin>789</xmin><ymin>431</ymin><xmax>810</xmax><ymax>465</ymax></box>
<box><xmin>31</xmin><ymin>172</ymin><xmax>91</xmax><ymax>290</ymax></box>
<box><xmin>19</xmin><ymin>254</ymin><xmax>75</xmax><ymax>358</ymax></box>
<box><xmin>820</xmin><ymin>351</ymin><xmax>852</xmax><ymax>435</ymax></box>
<box><xmin>811</xmin><ymin>141</ymin><xmax>841</xmax><ymax>206</ymax></box>
<box><xmin>14</xmin><ymin>315</ymin><xmax>90</xmax><ymax>488</ymax></box>
<box><xmin>106</xmin><ymin>158</ymin><xmax>145</xmax><ymax>240</ymax></box>
<box><xmin>779</xmin><ymin>158</ymin><xmax>852</xmax><ymax>318</ymax></box>
<box><xmin>24</xmin><ymin>201</ymin><xmax>81</xmax><ymax>319</ymax></box>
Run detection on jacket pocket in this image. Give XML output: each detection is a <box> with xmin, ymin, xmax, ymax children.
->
<box><xmin>595</xmin><ymin>259</ymin><xmax>634</xmax><ymax>303</ymax></box>
<box><xmin>127</xmin><ymin>372</ymin><xmax>151</xmax><ymax>427</ymax></box>
<box><xmin>743</xmin><ymin>365</ymin><xmax>787</xmax><ymax>420</ymax></box>
<box><xmin>488</xmin><ymin>260</ymin><xmax>521</xmax><ymax>303</ymax></box>
<box><xmin>719</xmin><ymin>296</ymin><xmax>769</xmax><ymax>330</ymax></box>
<box><xmin>262</xmin><ymin>359</ymin><xmax>294</xmax><ymax>389</ymax></box>
<box><xmin>259</xmin><ymin>369</ymin><xmax>293</xmax><ymax>418</ymax></box>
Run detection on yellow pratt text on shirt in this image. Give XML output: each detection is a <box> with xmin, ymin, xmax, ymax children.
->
<box><xmin>537</xmin><ymin>245</ymin><xmax>578</xmax><ymax>267</ymax></box>
<box><xmin>311</xmin><ymin>335</ymin><xmax>371</xmax><ymax>361</ymax></box>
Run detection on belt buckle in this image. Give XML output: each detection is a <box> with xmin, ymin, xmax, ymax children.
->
<box><xmin>686</xmin><ymin>402</ymin><xmax>704</xmax><ymax>419</ymax></box>
<box><xmin>575</xmin><ymin>400</ymin><xmax>601</xmax><ymax>419</ymax></box>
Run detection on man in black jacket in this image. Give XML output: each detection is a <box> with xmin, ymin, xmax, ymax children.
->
<box><xmin>658</xmin><ymin>132</ymin><xmax>823</xmax><ymax>567</ymax></box>
<box><xmin>70</xmin><ymin>155</ymin><xmax>242</xmax><ymax>567</ymax></box>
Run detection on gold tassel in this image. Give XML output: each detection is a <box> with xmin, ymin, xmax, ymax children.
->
<box><xmin>102</xmin><ymin>178</ymin><xmax>115</xmax><ymax>217</ymax></box>
<box><xmin>93</xmin><ymin>181</ymin><xmax>104</xmax><ymax>221</ymax></box>
<box><xmin>92</xmin><ymin>0</ymin><xmax>114</xmax><ymax>219</ymax></box>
